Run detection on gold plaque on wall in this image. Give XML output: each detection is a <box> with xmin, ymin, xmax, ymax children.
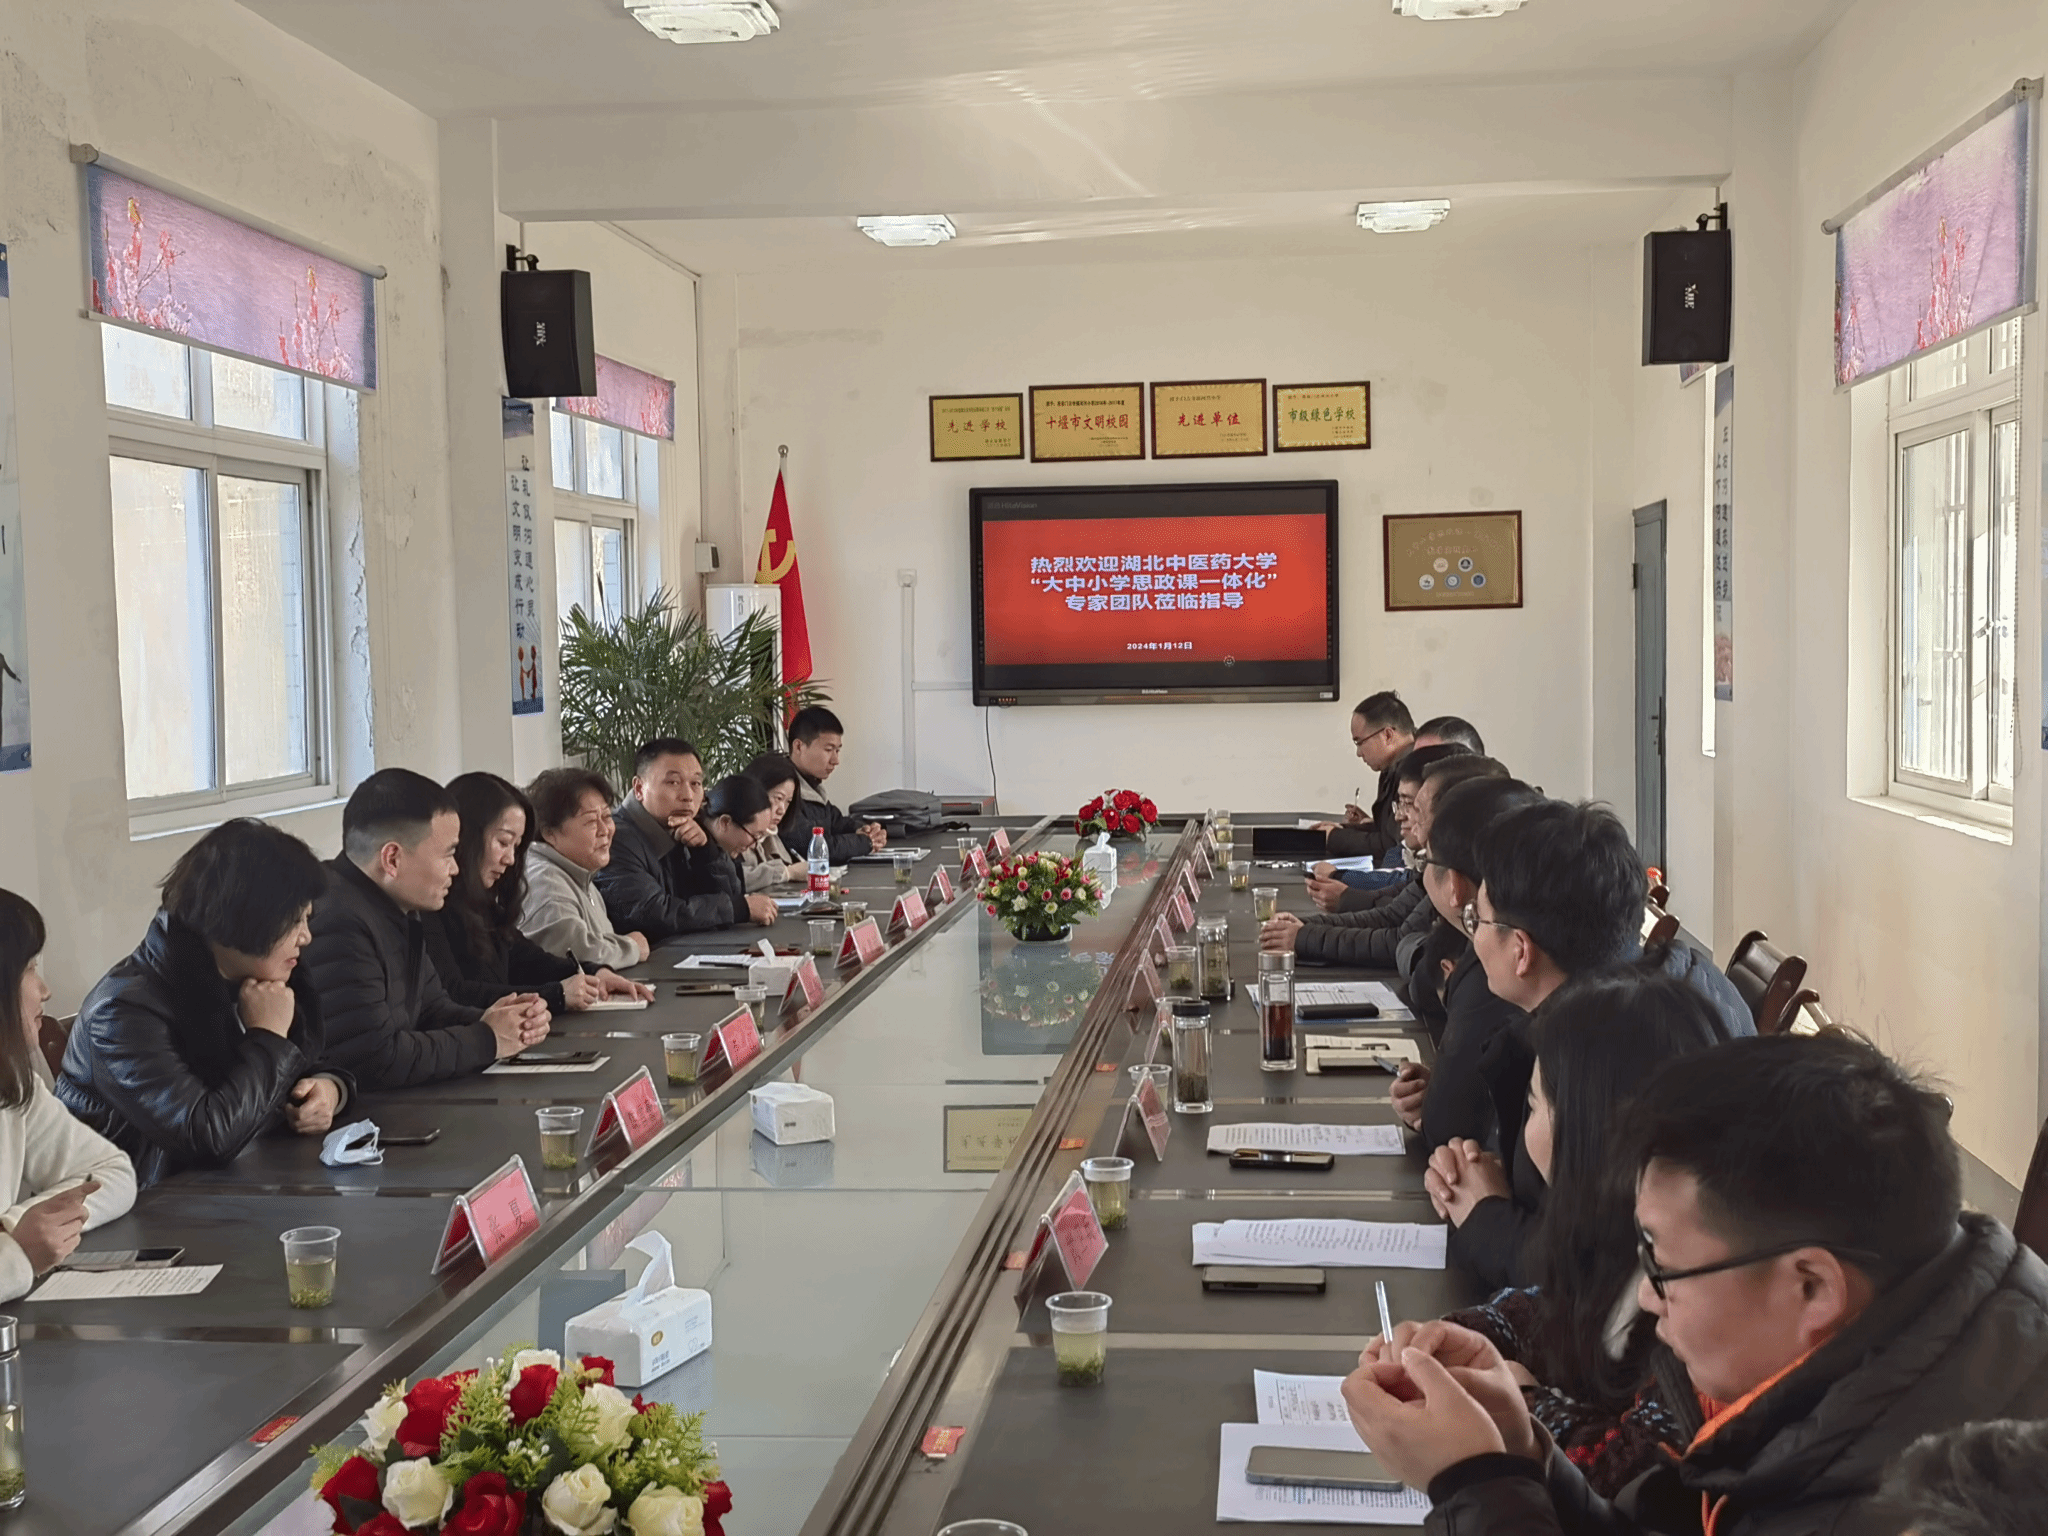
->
<box><xmin>1383</xmin><ymin>511</ymin><xmax>1524</xmax><ymax>611</ymax></box>
<box><xmin>1274</xmin><ymin>382</ymin><xmax>1370</xmax><ymax>452</ymax></box>
<box><xmin>1150</xmin><ymin>379</ymin><xmax>1267</xmax><ymax>459</ymax></box>
<box><xmin>1029</xmin><ymin>384</ymin><xmax>1145</xmax><ymax>462</ymax></box>
<box><xmin>943</xmin><ymin>1105</ymin><xmax>1037</xmax><ymax>1172</ymax></box>
<box><xmin>930</xmin><ymin>393</ymin><xmax>1025</xmax><ymax>462</ymax></box>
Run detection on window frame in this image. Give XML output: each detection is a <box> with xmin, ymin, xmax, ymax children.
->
<box><xmin>549</xmin><ymin>406</ymin><xmax>654</xmax><ymax>640</ymax></box>
<box><xmin>1882</xmin><ymin>321</ymin><xmax>2024</xmax><ymax>825</ymax></box>
<box><xmin>103</xmin><ymin>333</ymin><xmax>336</xmax><ymax>822</ymax></box>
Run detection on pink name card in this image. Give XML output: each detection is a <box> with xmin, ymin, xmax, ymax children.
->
<box><xmin>433</xmin><ymin>1157</ymin><xmax>541</xmax><ymax>1274</ymax></box>
<box><xmin>703</xmin><ymin>1005</ymin><xmax>763</xmax><ymax>1070</ymax></box>
<box><xmin>837</xmin><ymin>916</ymin><xmax>887</xmax><ymax>967</ymax></box>
<box><xmin>1047</xmin><ymin>1170</ymin><xmax>1108</xmax><ymax>1287</ymax></box>
<box><xmin>926</xmin><ymin>867</ymin><xmax>955</xmax><ymax>905</ymax></box>
<box><xmin>986</xmin><ymin>828</ymin><xmax>1012</xmax><ymax>858</ymax></box>
<box><xmin>785</xmin><ymin>954</ymin><xmax>824</xmax><ymax>1010</ymax></box>
<box><xmin>1134</xmin><ymin>1074</ymin><xmax>1171</xmax><ymax>1160</ymax></box>
<box><xmin>588</xmin><ymin>1066</ymin><xmax>666</xmax><ymax>1154</ymax></box>
<box><xmin>891</xmin><ymin>889</ymin><xmax>930</xmax><ymax>933</ymax></box>
<box><xmin>963</xmin><ymin>846</ymin><xmax>990</xmax><ymax>882</ymax></box>
<box><xmin>1170</xmin><ymin>890</ymin><xmax>1195</xmax><ymax>931</ymax></box>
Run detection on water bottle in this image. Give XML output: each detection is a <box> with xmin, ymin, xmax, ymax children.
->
<box><xmin>807</xmin><ymin>827</ymin><xmax>831</xmax><ymax>897</ymax></box>
<box><xmin>0</xmin><ymin>1315</ymin><xmax>24</xmax><ymax>1507</ymax></box>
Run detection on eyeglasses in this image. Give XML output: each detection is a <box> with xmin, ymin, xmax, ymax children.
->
<box><xmin>1635</xmin><ymin>1226</ymin><xmax>1884</xmax><ymax>1300</ymax></box>
<box><xmin>1460</xmin><ymin>900</ymin><xmax>1515</xmax><ymax>939</ymax></box>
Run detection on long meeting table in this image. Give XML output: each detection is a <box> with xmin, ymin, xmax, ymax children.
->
<box><xmin>14</xmin><ymin>816</ymin><xmax>1473</xmax><ymax>1536</ymax></box>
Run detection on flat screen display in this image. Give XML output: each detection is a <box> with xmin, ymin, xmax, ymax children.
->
<box><xmin>970</xmin><ymin>481</ymin><xmax>1339</xmax><ymax>705</ymax></box>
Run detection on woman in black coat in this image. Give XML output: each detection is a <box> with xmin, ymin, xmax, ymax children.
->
<box><xmin>58</xmin><ymin>820</ymin><xmax>351</xmax><ymax>1187</ymax></box>
<box><xmin>423</xmin><ymin>773</ymin><xmax>652</xmax><ymax>1012</ymax></box>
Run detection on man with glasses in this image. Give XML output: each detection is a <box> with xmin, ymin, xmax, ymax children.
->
<box><xmin>596</xmin><ymin>737</ymin><xmax>738</xmax><ymax>942</ymax></box>
<box><xmin>1341</xmin><ymin>1031</ymin><xmax>2048</xmax><ymax>1535</ymax></box>
<box><xmin>1314</xmin><ymin>691</ymin><xmax>1417</xmax><ymax>862</ymax></box>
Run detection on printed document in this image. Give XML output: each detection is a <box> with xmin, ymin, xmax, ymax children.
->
<box><xmin>1193</xmin><ymin>1219</ymin><xmax>1447</xmax><ymax>1270</ymax></box>
<box><xmin>30</xmin><ymin>1264</ymin><xmax>223</xmax><ymax>1301</ymax></box>
<box><xmin>1206</xmin><ymin>1124</ymin><xmax>1405</xmax><ymax>1157</ymax></box>
<box><xmin>1253</xmin><ymin>1371</ymin><xmax>1359</xmax><ymax>1430</ymax></box>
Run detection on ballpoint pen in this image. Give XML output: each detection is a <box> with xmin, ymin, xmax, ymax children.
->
<box><xmin>1375</xmin><ymin>1279</ymin><xmax>1396</xmax><ymax>1345</ymax></box>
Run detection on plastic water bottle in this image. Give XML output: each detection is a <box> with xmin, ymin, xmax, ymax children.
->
<box><xmin>807</xmin><ymin>827</ymin><xmax>831</xmax><ymax>897</ymax></box>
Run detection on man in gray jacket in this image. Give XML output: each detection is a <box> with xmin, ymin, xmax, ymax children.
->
<box><xmin>1344</xmin><ymin>1032</ymin><xmax>2048</xmax><ymax>1536</ymax></box>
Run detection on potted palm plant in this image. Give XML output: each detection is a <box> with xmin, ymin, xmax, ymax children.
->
<box><xmin>558</xmin><ymin>590</ymin><xmax>825</xmax><ymax>789</ymax></box>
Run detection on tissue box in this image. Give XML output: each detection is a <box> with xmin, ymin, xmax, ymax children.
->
<box><xmin>747</xmin><ymin>956</ymin><xmax>797</xmax><ymax>994</ymax></box>
<box><xmin>749</xmin><ymin>1081</ymin><xmax>836</xmax><ymax>1145</ymax></box>
<box><xmin>751</xmin><ymin>1130</ymin><xmax>836</xmax><ymax>1187</ymax></box>
<box><xmin>564</xmin><ymin>1285</ymin><xmax>713</xmax><ymax>1390</ymax></box>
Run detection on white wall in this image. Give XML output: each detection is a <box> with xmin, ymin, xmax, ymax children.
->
<box><xmin>707</xmin><ymin>246</ymin><xmax>1619</xmax><ymax>817</ymax></box>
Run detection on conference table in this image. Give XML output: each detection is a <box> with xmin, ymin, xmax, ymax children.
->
<box><xmin>12</xmin><ymin>815</ymin><xmax>1470</xmax><ymax>1536</ymax></box>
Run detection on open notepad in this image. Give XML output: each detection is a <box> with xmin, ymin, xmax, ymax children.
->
<box><xmin>1193</xmin><ymin>1219</ymin><xmax>1447</xmax><ymax>1270</ymax></box>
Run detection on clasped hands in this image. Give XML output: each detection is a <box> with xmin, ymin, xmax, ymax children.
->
<box><xmin>1424</xmin><ymin>1138</ymin><xmax>1511</xmax><ymax>1225</ymax></box>
<box><xmin>1342</xmin><ymin>1320</ymin><xmax>1539</xmax><ymax>1491</ymax></box>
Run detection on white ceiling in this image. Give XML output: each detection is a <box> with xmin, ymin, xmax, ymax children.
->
<box><xmin>239</xmin><ymin>0</ymin><xmax>1852</xmax><ymax>268</ymax></box>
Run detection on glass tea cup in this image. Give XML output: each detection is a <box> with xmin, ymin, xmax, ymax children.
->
<box><xmin>536</xmin><ymin>1106</ymin><xmax>584</xmax><ymax>1171</ymax></box>
<box><xmin>281</xmin><ymin>1225</ymin><xmax>339</xmax><ymax>1310</ymax></box>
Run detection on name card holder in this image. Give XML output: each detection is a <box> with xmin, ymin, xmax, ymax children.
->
<box><xmin>1152</xmin><ymin>916</ymin><xmax>1173</xmax><ymax>960</ymax></box>
<box><xmin>433</xmin><ymin>1156</ymin><xmax>542</xmax><ymax>1275</ymax></box>
<box><xmin>890</xmin><ymin>889</ymin><xmax>930</xmax><ymax>934</ymax></box>
<box><xmin>963</xmin><ymin>847</ymin><xmax>990</xmax><ymax>883</ymax></box>
<box><xmin>1193</xmin><ymin>840</ymin><xmax>1214</xmax><ymax>879</ymax></box>
<box><xmin>784</xmin><ymin>954</ymin><xmax>825</xmax><ymax>1012</ymax></box>
<box><xmin>1127</xmin><ymin>955</ymin><xmax>1162</xmax><ymax>1012</ymax></box>
<box><xmin>986</xmin><ymin>828</ymin><xmax>1012</xmax><ymax>858</ymax></box>
<box><xmin>1170</xmin><ymin>889</ymin><xmax>1196</xmax><ymax>932</ymax></box>
<box><xmin>1133</xmin><ymin>1074</ymin><xmax>1171</xmax><ymax>1160</ymax></box>
<box><xmin>1182</xmin><ymin>864</ymin><xmax>1202</xmax><ymax>902</ymax></box>
<box><xmin>586</xmin><ymin>1066</ymin><xmax>668</xmax><ymax>1157</ymax></box>
<box><xmin>701</xmin><ymin>1005</ymin><xmax>763</xmax><ymax>1072</ymax></box>
<box><xmin>926</xmin><ymin>866</ymin><xmax>956</xmax><ymax>906</ymax></box>
<box><xmin>1046</xmin><ymin>1169</ymin><xmax>1108</xmax><ymax>1287</ymax></box>
<box><xmin>837</xmin><ymin>916</ymin><xmax>887</xmax><ymax>968</ymax></box>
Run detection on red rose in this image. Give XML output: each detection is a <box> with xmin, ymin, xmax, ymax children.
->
<box><xmin>507</xmin><ymin>1363</ymin><xmax>558</xmax><ymax>1423</ymax></box>
<box><xmin>579</xmin><ymin>1356</ymin><xmax>615</xmax><ymax>1386</ymax></box>
<box><xmin>1113</xmin><ymin>790</ymin><xmax>1138</xmax><ymax>811</ymax></box>
<box><xmin>1121</xmin><ymin>813</ymin><xmax>1141</xmax><ymax>834</ymax></box>
<box><xmin>1140</xmin><ymin>799</ymin><xmax>1157</xmax><ymax>821</ymax></box>
<box><xmin>354</xmin><ymin>1518</ymin><xmax>409</xmax><ymax>1536</ymax></box>
<box><xmin>985</xmin><ymin>903</ymin><xmax>998</xmax><ymax>915</ymax></box>
<box><xmin>395</xmin><ymin>1375</ymin><xmax>466</xmax><ymax>1459</ymax></box>
<box><xmin>320</xmin><ymin>1455</ymin><xmax>381</xmax><ymax>1534</ymax></box>
<box><xmin>1061</xmin><ymin>888</ymin><xmax>1073</xmax><ymax>900</ymax></box>
<box><xmin>446</xmin><ymin>1472</ymin><xmax>526</xmax><ymax>1536</ymax></box>
<box><xmin>632</xmin><ymin>1393</ymin><xmax>651</xmax><ymax>1414</ymax></box>
<box><xmin>704</xmin><ymin>1481</ymin><xmax>734</xmax><ymax>1536</ymax></box>
<box><xmin>1083</xmin><ymin>797</ymin><xmax>1103</xmax><ymax>816</ymax></box>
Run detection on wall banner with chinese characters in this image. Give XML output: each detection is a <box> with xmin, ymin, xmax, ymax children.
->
<box><xmin>1382</xmin><ymin>511</ymin><xmax>1523</xmax><ymax>612</ymax></box>
<box><xmin>1712</xmin><ymin>368</ymin><xmax>1734</xmax><ymax>702</ymax></box>
<box><xmin>931</xmin><ymin>393</ymin><xmax>1024</xmax><ymax>461</ymax></box>
<box><xmin>1151</xmin><ymin>379</ymin><xmax>1266</xmax><ymax>459</ymax></box>
<box><xmin>504</xmin><ymin>399</ymin><xmax>543</xmax><ymax>717</ymax></box>
<box><xmin>1274</xmin><ymin>382</ymin><xmax>1370</xmax><ymax>452</ymax></box>
<box><xmin>1029</xmin><ymin>384</ymin><xmax>1144</xmax><ymax>462</ymax></box>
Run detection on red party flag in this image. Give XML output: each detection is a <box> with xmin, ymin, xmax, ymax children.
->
<box><xmin>755</xmin><ymin>468</ymin><xmax>813</xmax><ymax>687</ymax></box>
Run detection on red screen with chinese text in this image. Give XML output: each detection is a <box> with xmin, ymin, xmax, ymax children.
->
<box><xmin>978</xmin><ymin>513</ymin><xmax>1329</xmax><ymax>667</ymax></box>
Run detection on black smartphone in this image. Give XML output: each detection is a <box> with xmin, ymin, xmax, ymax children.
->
<box><xmin>1245</xmin><ymin>1447</ymin><xmax>1404</xmax><ymax>1491</ymax></box>
<box><xmin>1201</xmin><ymin>1265</ymin><xmax>1327</xmax><ymax>1294</ymax></box>
<box><xmin>1298</xmin><ymin>1003</ymin><xmax>1381</xmax><ymax>1021</ymax></box>
<box><xmin>61</xmin><ymin>1247</ymin><xmax>184</xmax><ymax>1271</ymax></box>
<box><xmin>380</xmin><ymin>1129</ymin><xmax>442</xmax><ymax>1147</ymax></box>
<box><xmin>1228</xmin><ymin>1149</ymin><xmax>1336</xmax><ymax>1171</ymax></box>
<box><xmin>507</xmin><ymin>1049</ymin><xmax>602</xmax><ymax>1066</ymax></box>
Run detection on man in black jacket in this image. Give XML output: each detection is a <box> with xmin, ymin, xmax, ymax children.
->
<box><xmin>781</xmin><ymin>706</ymin><xmax>885</xmax><ymax>865</ymax></box>
<box><xmin>1344</xmin><ymin>1032</ymin><xmax>2048</xmax><ymax>1536</ymax></box>
<box><xmin>1320</xmin><ymin>691</ymin><xmax>1416</xmax><ymax>861</ymax></box>
<box><xmin>61</xmin><ymin>819</ymin><xmax>355</xmax><ymax>1187</ymax></box>
<box><xmin>303</xmin><ymin>771</ymin><xmax>548</xmax><ymax>1092</ymax></box>
<box><xmin>595</xmin><ymin>738</ymin><xmax>758</xmax><ymax>941</ymax></box>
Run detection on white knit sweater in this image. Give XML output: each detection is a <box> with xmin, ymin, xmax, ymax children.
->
<box><xmin>0</xmin><ymin>1080</ymin><xmax>138</xmax><ymax>1300</ymax></box>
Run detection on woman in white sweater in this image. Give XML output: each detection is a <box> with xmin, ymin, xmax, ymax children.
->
<box><xmin>0</xmin><ymin>890</ymin><xmax>136</xmax><ymax>1300</ymax></box>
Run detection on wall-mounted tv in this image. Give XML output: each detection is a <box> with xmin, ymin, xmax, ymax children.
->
<box><xmin>970</xmin><ymin>480</ymin><xmax>1339</xmax><ymax>706</ymax></box>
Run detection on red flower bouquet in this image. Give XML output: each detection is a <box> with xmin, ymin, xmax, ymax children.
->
<box><xmin>980</xmin><ymin>850</ymin><xmax>1105</xmax><ymax>942</ymax></box>
<box><xmin>1077</xmin><ymin>788</ymin><xmax>1159</xmax><ymax>840</ymax></box>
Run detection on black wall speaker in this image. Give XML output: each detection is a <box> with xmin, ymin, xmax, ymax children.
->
<box><xmin>501</xmin><ymin>269</ymin><xmax>596</xmax><ymax>397</ymax></box>
<box><xmin>1642</xmin><ymin>229</ymin><xmax>1732</xmax><ymax>365</ymax></box>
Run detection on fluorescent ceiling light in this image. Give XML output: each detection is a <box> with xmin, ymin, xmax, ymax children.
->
<box><xmin>1356</xmin><ymin>200</ymin><xmax>1452</xmax><ymax>233</ymax></box>
<box><xmin>1391</xmin><ymin>0</ymin><xmax>1527</xmax><ymax>18</ymax></box>
<box><xmin>856</xmin><ymin>214</ymin><xmax>958</xmax><ymax>247</ymax></box>
<box><xmin>626</xmin><ymin>0</ymin><xmax>779</xmax><ymax>44</ymax></box>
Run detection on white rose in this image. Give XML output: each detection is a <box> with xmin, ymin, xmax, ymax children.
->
<box><xmin>542</xmin><ymin>1464</ymin><xmax>618</xmax><ymax>1536</ymax></box>
<box><xmin>381</xmin><ymin>1458</ymin><xmax>454</xmax><ymax>1530</ymax></box>
<box><xmin>508</xmin><ymin>1347</ymin><xmax>563</xmax><ymax>1383</ymax></box>
<box><xmin>625</xmin><ymin>1485</ymin><xmax>703</xmax><ymax>1536</ymax></box>
<box><xmin>358</xmin><ymin>1389</ymin><xmax>406</xmax><ymax>1459</ymax></box>
<box><xmin>1011</xmin><ymin>895</ymin><xmax>1027</xmax><ymax>910</ymax></box>
<box><xmin>585</xmin><ymin>1382</ymin><xmax>636</xmax><ymax>1452</ymax></box>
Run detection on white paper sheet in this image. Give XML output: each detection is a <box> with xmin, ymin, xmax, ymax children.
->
<box><xmin>773</xmin><ymin>896</ymin><xmax>812</xmax><ymax>913</ymax></box>
<box><xmin>1216</xmin><ymin>1423</ymin><xmax>1429</xmax><ymax>1525</ymax></box>
<box><xmin>1192</xmin><ymin>1219</ymin><xmax>1447</xmax><ymax>1270</ymax></box>
<box><xmin>1300</xmin><ymin>1036</ymin><xmax>1423</xmax><ymax>1070</ymax></box>
<box><xmin>580</xmin><ymin>997</ymin><xmax>649</xmax><ymax>1012</ymax></box>
<box><xmin>1253</xmin><ymin>1371</ymin><xmax>1359</xmax><ymax>1430</ymax></box>
<box><xmin>1206</xmin><ymin>1123</ymin><xmax>1406</xmax><ymax>1157</ymax></box>
<box><xmin>483</xmin><ymin>1056</ymin><xmax>610</xmax><ymax>1075</ymax></box>
<box><xmin>30</xmin><ymin>1264</ymin><xmax>223</xmax><ymax>1301</ymax></box>
<box><xmin>1294</xmin><ymin>981</ymin><xmax>1411</xmax><ymax>1017</ymax></box>
<box><xmin>849</xmin><ymin>846</ymin><xmax>929</xmax><ymax>863</ymax></box>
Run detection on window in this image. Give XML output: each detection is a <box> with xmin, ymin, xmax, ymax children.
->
<box><xmin>102</xmin><ymin>327</ymin><xmax>331</xmax><ymax>812</ymax></box>
<box><xmin>550</xmin><ymin>407</ymin><xmax>647</xmax><ymax>635</ymax></box>
<box><xmin>1885</xmin><ymin>318</ymin><xmax>2023</xmax><ymax>816</ymax></box>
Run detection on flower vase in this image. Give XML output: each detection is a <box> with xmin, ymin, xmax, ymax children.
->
<box><xmin>1010</xmin><ymin>924</ymin><xmax>1074</xmax><ymax>945</ymax></box>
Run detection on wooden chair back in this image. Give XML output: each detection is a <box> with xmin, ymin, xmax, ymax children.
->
<box><xmin>1727</xmin><ymin>930</ymin><xmax>1809</xmax><ymax>1036</ymax></box>
<box><xmin>36</xmin><ymin>1013</ymin><xmax>72</xmax><ymax>1079</ymax></box>
<box><xmin>2017</xmin><ymin>1116</ymin><xmax>2048</xmax><ymax>1261</ymax></box>
<box><xmin>1641</xmin><ymin>900</ymin><xmax>1680</xmax><ymax>949</ymax></box>
<box><xmin>1783</xmin><ymin>989</ymin><xmax>1831</xmax><ymax>1036</ymax></box>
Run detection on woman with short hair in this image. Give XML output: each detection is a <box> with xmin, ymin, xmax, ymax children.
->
<box><xmin>518</xmin><ymin>768</ymin><xmax>649</xmax><ymax>969</ymax></box>
<box><xmin>739</xmin><ymin>752</ymin><xmax>809</xmax><ymax>893</ymax></box>
<box><xmin>676</xmin><ymin>775</ymin><xmax>782</xmax><ymax>928</ymax></box>
<box><xmin>58</xmin><ymin>818</ymin><xmax>340</xmax><ymax>1189</ymax></box>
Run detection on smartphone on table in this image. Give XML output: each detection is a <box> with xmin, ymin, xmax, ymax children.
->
<box><xmin>1245</xmin><ymin>1446</ymin><xmax>1404</xmax><ymax>1492</ymax></box>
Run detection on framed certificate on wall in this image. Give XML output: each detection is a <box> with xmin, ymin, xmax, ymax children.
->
<box><xmin>1383</xmin><ymin>511</ymin><xmax>1523</xmax><ymax>611</ymax></box>
<box><xmin>1150</xmin><ymin>379</ymin><xmax>1267</xmax><ymax>459</ymax></box>
<box><xmin>1274</xmin><ymin>382</ymin><xmax>1370</xmax><ymax>452</ymax></box>
<box><xmin>931</xmin><ymin>393</ymin><xmax>1025</xmax><ymax>461</ymax></box>
<box><xmin>1029</xmin><ymin>384</ymin><xmax>1145</xmax><ymax>461</ymax></box>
